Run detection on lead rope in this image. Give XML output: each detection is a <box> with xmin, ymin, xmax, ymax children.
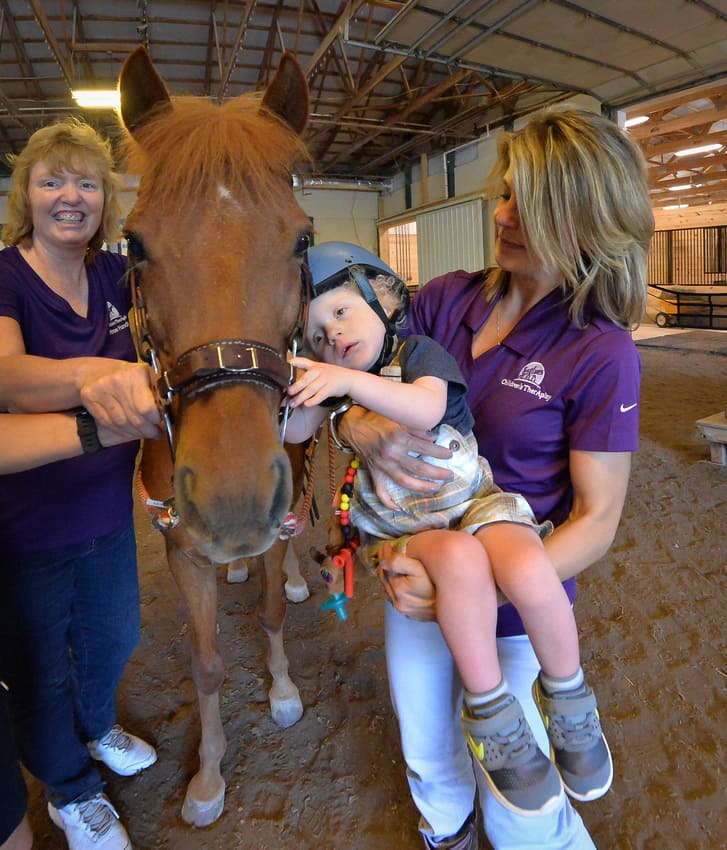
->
<box><xmin>278</xmin><ymin>425</ymin><xmax>323</xmax><ymax>540</ymax></box>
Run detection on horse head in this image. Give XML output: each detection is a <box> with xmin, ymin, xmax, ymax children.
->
<box><xmin>118</xmin><ymin>46</ymin><xmax>312</xmax><ymax>562</ymax></box>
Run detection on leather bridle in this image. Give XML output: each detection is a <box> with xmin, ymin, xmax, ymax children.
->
<box><xmin>126</xmin><ymin>259</ymin><xmax>311</xmax><ymax>460</ymax></box>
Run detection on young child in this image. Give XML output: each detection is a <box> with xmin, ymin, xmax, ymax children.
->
<box><xmin>286</xmin><ymin>241</ymin><xmax>612</xmax><ymax>817</ymax></box>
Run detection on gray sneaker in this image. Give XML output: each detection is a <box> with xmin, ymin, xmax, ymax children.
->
<box><xmin>423</xmin><ymin>810</ymin><xmax>478</xmax><ymax>849</ymax></box>
<box><xmin>48</xmin><ymin>793</ymin><xmax>132</xmax><ymax>849</ymax></box>
<box><xmin>532</xmin><ymin>677</ymin><xmax>613</xmax><ymax>802</ymax></box>
<box><xmin>462</xmin><ymin>694</ymin><xmax>564</xmax><ymax>816</ymax></box>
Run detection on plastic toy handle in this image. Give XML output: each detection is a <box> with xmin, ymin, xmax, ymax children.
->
<box><xmin>332</xmin><ymin>549</ymin><xmax>354</xmax><ymax>598</ymax></box>
<box><xmin>321</xmin><ymin>593</ymin><xmax>349</xmax><ymax>621</ymax></box>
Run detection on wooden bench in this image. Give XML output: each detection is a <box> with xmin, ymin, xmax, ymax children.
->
<box><xmin>695</xmin><ymin>411</ymin><xmax>727</xmax><ymax>465</ymax></box>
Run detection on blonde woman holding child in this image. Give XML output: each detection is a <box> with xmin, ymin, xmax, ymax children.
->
<box><xmin>285</xmin><ymin>240</ymin><xmax>612</xmax><ymax>821</ymax></box>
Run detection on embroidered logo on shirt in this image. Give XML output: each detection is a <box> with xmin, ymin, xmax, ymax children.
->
<box><xmin>619</xmin><ymin>402</ymin><xmax>638</xmax><ymax>413</ymax></box>
<box><xmin>500</xmin><ymin>361</ymin><xmax>552</xmax><ymax>402</ymax></box>
<box><xmin>107</xmin><ymin>301</ymin><xmax>130</xmax><ymax>336</ymax></box>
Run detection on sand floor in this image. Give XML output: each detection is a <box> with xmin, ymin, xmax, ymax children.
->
<box><xmin>23</xmin><ymin>332</ymin><xmax>727</xmax><ymax>850</ymax></box>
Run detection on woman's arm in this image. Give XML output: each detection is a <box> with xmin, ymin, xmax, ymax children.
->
<box><xmin>0</xmin><ymin>317</ymin><xmax>160</xmax><ymax>438</ymax></box>
<box><xmin>338</xmin><ymin>405</ymin><xmax>452</xmax><ymax>506</ymax></box>
<box><xmin>379</xmin><ymin>449</ymin><xmax>632</xmax><ymax>620</ymax></box>
<box><xmin>543</xmin><ymin>449</ymin><xmax>631</xmax><ymax>582</ymax></box>
<box><xmin>0</xmin><ymin>411</ymin><xmax>148</xmax><ymax>474</ymax></box>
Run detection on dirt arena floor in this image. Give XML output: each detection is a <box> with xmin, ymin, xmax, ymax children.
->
<box><xmin>24</xmin><ymin>333</ymin><xmax>726</xmax><ymax>850</ymax></box>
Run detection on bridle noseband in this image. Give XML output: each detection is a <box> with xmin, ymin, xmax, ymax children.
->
<box><xmin>127</xmin><ymin>259</ymin><xmax>311</xmax><ymax>459</ymax></box>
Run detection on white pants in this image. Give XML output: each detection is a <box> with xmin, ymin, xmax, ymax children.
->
<box><xmin>385</xmin><ymin>603</ymin><xmax>597</xmax><ymax>850</ymax></box>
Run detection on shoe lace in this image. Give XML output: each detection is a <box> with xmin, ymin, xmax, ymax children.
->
<box><xmin>489</xmin><ymin>716</ymin><xmax>536</xmax><ymax>764</ymax></box>
<box><xmin>100</xmin><ymin>725</ymin><xmax>132</xmax><ymax>753</ymax></box>
<box><xmin>76</xmin><ymin>797</ymin><xmax>118</xmax><ymax>838</ymax></box>
<box><xmin>550</xmin><ymin>710</ymin><xmax>599</xmax><ymax>749</ymax></box>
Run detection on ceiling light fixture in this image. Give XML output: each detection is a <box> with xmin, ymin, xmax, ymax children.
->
<box><xmin>624</xmin><ymin>115</ymin><xmax>649</xmax><ymax>128</ymax></box>
<box><xmin>72</xmin><ymin>89</ymin><xmax>120</xmax><ymax>109</ymax></box>
<box><xmin>667</xmin><ymin>184</ymin><xmax>691</xmax><ymax>191</ymax></box>
<box><xmin>674</xmin><ymin>143</ymin><xmax>722</xmax><ymax>157</ymax></box>
<box><xmin>663</xmin><ymin>203</ymin><xmax>689</xmax><ymax>210</ymax></box>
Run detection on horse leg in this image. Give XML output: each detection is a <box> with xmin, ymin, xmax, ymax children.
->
<box><xmin>282</xmin><ymin>541</ymin><xmax>310</xmax><ymax>602</ymax></box>
<box><xmin>225</xmin><ymin>559</ymin><xmax>249</xmax><ymax>584</ymax></box>
<box><xmin>227</xmin><ymin>542</ymin><xmax>309</xmax><ymax>602</ymax></box>
<box><xmin>165</xmin><ymin>540</ymin><xmax>227</xmax><ymax>827</ymax></box>
<box><xmin>259</xmin><ymin>539</ymin><xmax>303</xmax><ymax>728</ymax></box>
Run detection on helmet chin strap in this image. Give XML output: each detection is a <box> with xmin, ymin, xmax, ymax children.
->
<box><xmin>348</xmin><ymin>266</ymin><xmax>399</xmax><ymax>373</ymax></box>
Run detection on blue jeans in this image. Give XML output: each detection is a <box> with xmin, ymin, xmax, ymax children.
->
<box><xmin>0</xmin><ymin>518</ymin><xmax>140</xmax><ymax>808</ymax></box>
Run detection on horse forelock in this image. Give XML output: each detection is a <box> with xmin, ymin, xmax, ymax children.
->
<box><xmin>120</xmin><ymin>93</ymin><xmax>309</xmax><ymax>208</ymax></box>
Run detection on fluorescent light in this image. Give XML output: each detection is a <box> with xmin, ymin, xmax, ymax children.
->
<box><xmin>662</xmin><ymin>204</ymin><xmax>689</xmax><ymax>210</ymax></box>
<box><xmin>72</xmin><ymin>89</ymin><xmax>120</xmax><ymax>109</ymax></box>
<box><xmin>674</xmin><ymin>143</ymin><xmax>722</xmax><ymax>157</ymax></box>
<box><xmin>624</xmin><ymin>115</ymin><xmax>649</xmax><ymax>128</ymax></box>
<box><xmin>667</xmin><ymin>184</ymin><xmax>691</xmax><ymax>191</ymax></box>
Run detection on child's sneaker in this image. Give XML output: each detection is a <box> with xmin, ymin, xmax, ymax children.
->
<box><xmin>88</xmin><ymin>725</ymin><xmax>157</xmax><ymax>777</ymax></box>
<box><xmin>48</xmin><ymin>792</ymin><xmax>132</xmax><ymax>849</ymax></box>
<box><xmin>532</xmin><ymin>676</ymin><xmax>613</xmax><ymax>801</ymax></box>
<box><xmin>462</xmin><ymin>693</ymin><xmax>564</xmax><ymax>816</ymax></box>
<box><xmin>422</xmin><ymin>809</ymin><xmax>478</xmax><ymax>849</ymax></box>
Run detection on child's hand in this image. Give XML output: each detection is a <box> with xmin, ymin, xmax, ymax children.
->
<box><xmin>288</xmin><ymin>356</ymin><xmax>352</xmax><ymax>407</ymax></box>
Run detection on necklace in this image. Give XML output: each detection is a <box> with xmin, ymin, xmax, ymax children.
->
<box><xmin>495</xmin><ymin>297</ymin><xmax>504</xmax><ymax>345</ymax></box>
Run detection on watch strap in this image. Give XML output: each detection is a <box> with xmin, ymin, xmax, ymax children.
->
<box><xmin>75</xmin><ymin>408</ymin><xmax>103</xmax><ymax>454</ymax></box>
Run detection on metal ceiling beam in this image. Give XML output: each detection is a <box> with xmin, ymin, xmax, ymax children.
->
<box><xmin>324</xmin><ymin>67</ymin><xmax>471</xmax><ymax>168</ymax></box>
<box><xmin>630</xmin><ymin>106</ymin><xmax>727</xmax><ymax>140</ymax></box>
<box><xmin>305</xmin><ymin>0</ymin><xmax>368</xmax><ymax>76</ymax></box>
<box><xmin>216</xmin><ymin>0</ymin><xmax>257</xmax><ymax>102</ymax></box>
<box><xmin>28</xmin><ymin>0</ymin><xmax>74</xmax><ymax>89</ymax></box>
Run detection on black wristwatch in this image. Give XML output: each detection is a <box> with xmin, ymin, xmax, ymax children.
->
<box><xmin>75</xmin><ymin>408</ymin><xmax>104</xmax><ymax>454</ymax></box>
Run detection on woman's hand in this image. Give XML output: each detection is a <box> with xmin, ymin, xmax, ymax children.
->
<box><xmin>376</xmin><ymin>542</ymin><xmax>437</xmax><ymax>622</ymax></box>
<box><xmin>339</xmin><ymin>405</ymin><xmax>452</xmax><ymax>508</ymax></box>
<box><xmin>80</xmin><ymin>362</ymin><xmax>162</xmax><ymax>440</ymax></box>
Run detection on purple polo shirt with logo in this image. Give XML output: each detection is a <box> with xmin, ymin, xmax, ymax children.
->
<box><xmin>403</xmin><ymin>269</ymin><xmax>640</xmax><ymax>637</ymax></box>
<box><xmin>0</xmin><ymin>246</ymin><xmax>137</xmax><ymax>555</ymax></box>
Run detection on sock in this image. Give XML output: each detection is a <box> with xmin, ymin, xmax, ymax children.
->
<box><xmin>464</xmin><ymin>678</ymin><xmax>509</xmax><ymax>715</ymax></box>
<box><xmin>540</xmin><ymin>666</ymin><xmax>585</xmax><ymax>695</ymax></box>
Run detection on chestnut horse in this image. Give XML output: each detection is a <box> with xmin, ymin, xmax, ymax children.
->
<box><xmin>118</xmin><ymin>46</ymin><xmax>312</xmax><ymax>826</ymax></box>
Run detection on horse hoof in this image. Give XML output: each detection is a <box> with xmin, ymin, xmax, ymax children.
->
<box><xmin>270</xmin><ymin>694</ymin><xmax>303</xmax><ymax>728</ymax></box>
<box><xmin>181</xmin><ymin>785</ymin><xmax>226</xmax><ymax>827</ymax></box>
<box><xmin>226</xmin><ymin>563</ymin><xmax>249</xmax><ymax>584</ymax></box>
<box><xmin>284</xmin><ymin>579</ymin><xmax>310</xmax><ymax>603</ymax></box>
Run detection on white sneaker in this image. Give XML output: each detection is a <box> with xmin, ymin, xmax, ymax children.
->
<box><xmin>48</xmin><ymin>793</ymin><xmax>132</xmax><ymax>849</ymax></box>
<box><xmin>88</xmin><ymin>725</ymin><xmax>157</xmax><ymax>777</ymax></box>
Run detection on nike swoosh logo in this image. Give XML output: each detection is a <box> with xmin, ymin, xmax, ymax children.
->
<box><xmin>620</xmin><ymin>403</ymin><xmax>638</xmax><ymax>413</ymax></box>
<box><xmin>466</xmin><ymin>734</ymin><xmax>485</xmax><ymax>762</ymax></box>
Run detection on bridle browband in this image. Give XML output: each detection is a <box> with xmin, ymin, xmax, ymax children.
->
<box><xmin>126</xmin><ymin>259</ymin><xmax>311</xmax><ymax>460</ymax></box>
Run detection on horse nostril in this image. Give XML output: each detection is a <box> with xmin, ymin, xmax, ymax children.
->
<box><xmin>269</xmin><ymin>452</ymin><xmax>293</xmax><ymax>526</ymax></box>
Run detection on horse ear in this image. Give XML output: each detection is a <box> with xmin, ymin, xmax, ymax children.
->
<box><xmin>261</xmin><ymin>53</ymin><xmax>309</xmax><ymax>136</ymax></box>
<box><xmin>119</xmin><ymin>46</ymin><xmax>171</xmax><ymax>135</ymax></box>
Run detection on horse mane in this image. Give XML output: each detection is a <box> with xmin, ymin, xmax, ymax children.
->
<box><xmin>119</xmin><ymin>92</ymin><xmax>309</xmax><ymax>206</ymax></box>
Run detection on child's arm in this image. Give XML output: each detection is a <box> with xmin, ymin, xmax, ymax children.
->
<box><xmin>289</xmin><ymin>356</ymin><xmax>447</xmax><ymax>431</ymax></box>
<box><xmin>284</xmin><ymin>402</ymin><xmax>327</xmax><ymax>443</ymax></box>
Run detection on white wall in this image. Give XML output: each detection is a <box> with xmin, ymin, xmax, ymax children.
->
<box><xmin>295</xmin><ymin>187</ymin><xmax>379</xmax><ymax>251</ymax></box>
<box><xmin>379</xmin><ymin>93</ymin><xmax>602</xmax><ymax>223</ymax></box>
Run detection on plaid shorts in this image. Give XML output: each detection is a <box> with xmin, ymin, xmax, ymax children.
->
<box><xmin>350</xmin><ymin>424</ymin><xmax>552</xmax><ymax>551</ymax></box>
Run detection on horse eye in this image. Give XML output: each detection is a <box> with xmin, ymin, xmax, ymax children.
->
<box><xmin>295</xmin><ymin>232</ymin><xmax>311</xmax><ymax>257</ymax></box>
<box><xmin>125</xmin><ymin>232</ymin><xmax>147</xmax><ymax>262</ymax></box>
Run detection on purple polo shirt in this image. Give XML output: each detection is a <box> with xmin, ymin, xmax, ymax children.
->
<box><xmin>0</xmin><ymin>246</ymin><xmax>138</xmax><ymax>555</ymax></box>
<box><xmin>403</xmin><ymin>269</ymin><xmax>640</xmax><ymax>636</ymax></box>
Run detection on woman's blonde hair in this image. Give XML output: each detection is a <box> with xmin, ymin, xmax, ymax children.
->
<box><xmin>487</xmin><ymin>108</ymin><xmax>654</xmax><ymax>329</ymax></box>
<box><xmin>3</xmin><ymin>118</ymin><xmax>122</xmax><ymax>262</ymax></box>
